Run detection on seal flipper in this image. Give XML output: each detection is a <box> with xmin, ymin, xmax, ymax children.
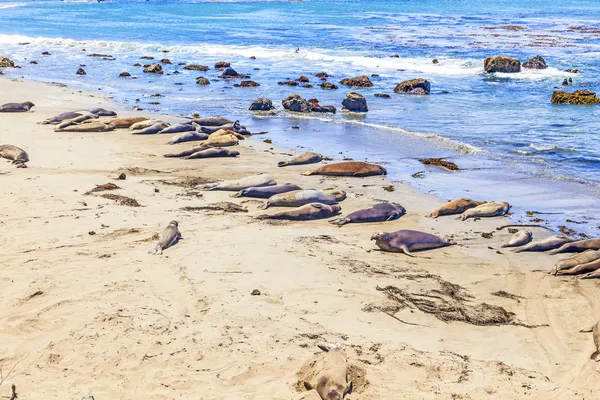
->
<box><xmin>300</xmin><ymin>170</ymin><xmax>314</xmax><ymax>176</ymax></box>
<box><xmin>400</xmin><ymin>245</ymin><xmax>414</xmax><ymax>257</ymax></box>
<box><xmin>591</xmin><ymin>350</ymin><xmax>600</xmax><ymax>361</ymax></box>
<box><xmin>317</xmin><ymin>343</ymin><xmax>341</xmax><ymax>352</ymax></box>
<box><xmin>328</xmin><ymin>217</ymin><xmax>349</xmax><ymax>226</ymax></box>
<box><xmin>580</xmin><ymin>326</ymin><xmax>594</xmax><ymax>333</ymax></box>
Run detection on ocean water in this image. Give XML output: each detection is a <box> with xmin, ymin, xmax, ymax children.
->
<box><xmin>1</xmin><ymin>0</ymin><xmax>599</xmax><ymax>235</ymax></box>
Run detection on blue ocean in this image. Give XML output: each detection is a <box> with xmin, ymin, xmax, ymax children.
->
<box><xmin>1</xmin><ymin>0</ymin><xmax>599</xmax><ymax>234</ymax></box>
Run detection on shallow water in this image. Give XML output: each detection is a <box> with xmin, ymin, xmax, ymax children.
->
<box><xmin>1</xmin><ymin>0</ymin><xmax>599</xmax><ymax>235</ymax></box>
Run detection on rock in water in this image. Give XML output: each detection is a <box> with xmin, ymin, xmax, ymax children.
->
<box><xmin>483</xmin><ymin>56</ymin><xmax>521</xmax><ymax>73</ymax></box>
<box><xmin>522</xmin><ymin>55</ymin><xmax>548</xmax><ymax>69</ymax></box>
<box><xmin>308</xmin><ymin>98</ymin><xmax>336</xmax><ymax>113</ymax></box>
<box><xmin>342</xmin><ymin>91</ymin><xmax>368</xmax><ymax>112</ymax></box>
<box><xmin>394</xmin><ymin>78</ymin><xmax>431</xmax><ymax>94</ymax></box>
<box><xmin>282</xmin><ymin>94</ymin><xmax>311</xmax><ymax>112</ymax></box>
<box><xmin>219</xmin><ymin>67</ymin><xmax>248</xmax><ymax>78</ymax></box>
<box><xmin>234</xmin><ymin>80</ymin><xmax>260</xmax><ymax>87</ymax></box>
<box><xmin>214</xmin><ymin>61</ymin><xmax>230</xmax><ymax>70</ymax></box>
<box><xmin>249</xmin><ymin>98</ymin><xmax>275</xmax><ymax>111</ymax></box>
<box><xmin>551</xmin><ymin>90</ymin><xmax>600</xmax><ymax>105</ymax></box>
<box><xmin>0</xmin><ymin>56</ymin><xmax>16</xmax><ymax>68</ymax></box>
<box><xmin>196</xmin><ymin>77</ymin><xmax>210</xmax><ymax>85</ymax></box>
<box><xmin>76</xmin><ymin>67</ymin><xmax>86</xmax><ymax>76</ymax></box>
<box><xmin>143</xmin><ymin>63</ymin><xmax>163</xmax><ymax>74</ymax></box>
<box><xmin>119</xmin><ymin>72</ymin><xmax>131</xmax><ymax>77</ymax></box>
<box><xmin>339</xmin><ymin>75</ymin><xmax>373</xmax><ymax>87</ymax></box>
<box><xmin>320</xmin><ymin>82</ymin><xmax>338</xmax><ymax>90</ymax></box>
<box><xmin>184</xmin><ymin>64</ymin><xmax>209</xmax><ymax>71</ymax></box>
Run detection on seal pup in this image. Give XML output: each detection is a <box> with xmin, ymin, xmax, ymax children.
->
<box><xmin>512</xmin><ymin>235</ymin><xmax>572</xmax><ymax>253</ymax></box>
<box><xmin>548</xmin><ymin>238</ymin><xmax>600</xmax><ymax>255</ymax></box>
<box><xmin>426</xmin><ymin>198</ymin><xmax>486</xmax><ymax>218</ymax></box>
<box><xmin>301</xmin><ymin>161</ymin><xmax>387</xmax><ymax>177</ymax></box>
<box><xmin>0</xmin><ymin>101</ymin><xmax>35</xmax><ymax>112</ymax></box>
<box><xmin>232</xmin><ymin>183</ymin><xmax>302</xmax><ymax>199</ymax></box>
<box><xmin>371</xmin><ymin>229</ymin><xmax>455</xmax><ymax>256</ymax></box>
<box><xmin>258</xmin><ymin>203</ymin><xmax>341</xmax><ymax>221</ymax></box>
<box><xmin>301</xmin><ymin>344</ymin><xmax>351</xmax><ymax>400</ymax></box>
<box><xmin>262</xmin><ymin>189</ymin><xmax>346</xmax><ymax>209</ymax></box>
<box><xmin>88</xmin><ymin>107</ymin><xmax>117</xmax><ymax>117</ymax></box>
<box><xmin>203</xmin><ymin>174</ymin><xmax>276</xmax><ymax>191</ymax></box>
<box><xmin>329</xmin><ymin>202</ymin><xmax>406</xmax><ymax>226</ymax></box>
<box><xmin>0</xmin><ymin>145</ymin><xmax>29</xmax><ymax>167</ymax></box>
<box><xmin>278</xmin><ymin>152</ymin><xmax>323</xmax><ymax>167</ymax></box>
<box><xmin>42</xmin><ymin>111</ymin><xmax>88</xmax><ymax>125</ymax></box>
<box><xmin>460</xmin><ymin>201</ymin><xmax>510</xmax><ymax>221</ymax></box>
<box><xmin>149</xmin><ymin>220</ymin><xmax>181</xmax><ymax>255</ymax></box>
<box><xmin>501</xmin><ymin>230</ymin><xmax>533</xmax><ymax>248</ymax></box>
<box><xmin>551</xmin><ymin>250</ymin><xmax>600</xmax><ymax>275</ymax></box>
<box><xmin>189</xmin><ymin>116</ymin><xmax>233</xmax><ymax>126</ymax></box>
<box><xmin>184</xmin><ymin>148</ymin><xmax>240</xmax><ymax>159</ymax></box>
<box><xmin>159</xmin><ymin>123</ymin><xmax>196</xmax><ymax>134</ymax></box>
<box><xmin>108</xmin><ymin>116</ymin><xmax>149</xmax><ymax>129</ymax></box>
<box><xmin>167</xmin><ymin>131</ymin><xmax>209</xmax><ymax>145</ymax></box>
<box><xmin>580</xmin><ymin>321</ymin><xmax>600</xmax><ymax>361</ymax></box>
<box><xmin>57</xmin><ymin>122</ymin><xmax>115</xmax><ymax>132</ymax></box>
<box><xmin>132</xmin><ymin>122</ymin><xmax>170</xmax><ymax>134</ymax></box>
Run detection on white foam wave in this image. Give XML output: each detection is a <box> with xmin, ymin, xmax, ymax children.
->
<box><xmin>0</xmin><ymin>2</ymin><xmax>27</xmax><ymax>9</ymax></box>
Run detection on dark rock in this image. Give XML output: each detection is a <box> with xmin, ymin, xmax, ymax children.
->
<box><xmin>483</xmin><ymin>56</ymin><xmax>521</xmax><ymax>73</ymax></box>
<box><xmin>302</xmin><ymin>84</ymin><xmax>314</xmax><ymax>88</ymax></box>
<box><xmin>215</xmin><ymin>61</ymin><xmax>230</xmax><ymax>70</ymax></box>
<box><xmin>117</xmin><ymin>173</ymin><xmax>127</xmax><ymax>180</ymax></box>
<box><xmin>375</xmin><ymin>93</ymin><xmax>391</xmax><ymax>99</ymax></box>
<box><xmin>390</xmin><ymin>54</ymin><xmax>400</xmax><ymax>58</ymax></box>
<box><xmin>251</xmin><ymin>289</ymin><xmax>261</xmax><ymax>296</ymax></box>
<box><xmin>42</xmin><ymin>51</ymin><xmax>51</xmax><ymax>56</ymax></box>
<box><xmin>30</xmin><ymin>61</ymin><xmax>38</xmax><ymax>64</ymax></box>
<box><xmin>140</xmin><ymin>56</ymin><xmax>154</xmax><ymax>60</ymax></box>
<box><xmin>408</xmin><ymin>88</ymin><xmax>429</xmax><ymax>95</ymax></box>
<box><xmin>249</xmin><ymin>98</ymin><xmax>275</xmax><ymax>111</ymax></box>
<box><xmin>297</xmin><ymin>75</ymin><xmax>309</xmax><ymax>82</ymax></box>
<box><xmin>119</xmin><ymin>72</ymin><xmax>131</xmax><ymax>77</ymax></box>
<box><xmin>394</xmin><ymin>78</ymin><xmax>431</xmax><ymax>94</ymax></box>
<box><xmin>172</xmin><ymin>71</ymin><xmax>180</xmax><ymax>75</ymax></box>
<box><xmin>565</xmin><ymin>69</ymin><xmax>579</xmax><ymax>74</ymax></box>
<box><xmin>133</xmin><ymin>63</ymin><xmax>142</xmax><ymax>67</ymax></box>
<box><xmin>87</xmin><ymin>53</ymin><xmax>114</xmax><ymax>59</ymax></box>
<box><xmin>522</xmin><ymin>55</ymin><xmax>547</xmax><ymax>69</ymax></box>
<box><xmin>76</xmin><ymin>67</ymin><xmax>86</xmax><ymax>76</ymax></box>
<box><xmin>160</xmin><ymin>58</ymin><xmax>172</xmax><ymax>64</ymax></box>
<box><xmin>219</xmin><ymin>67</ymin><xmax>249</xmax><ymax>79</ymax></box>
<box><xmin>342</xmin><ymin>91</ymin><xmax>368</xmax><ymax>112</ymax></box>
<box><xmin>308</xmin><ymin>98</ymin><xmax>336</xmax><ymax>113</ymax></box>
<box><xmin>340</xmin><ymin>75</ymin><xmax>373</xmax><ymax>87</ymax></box>
<box><xmin>278</xmin><ymin>80</ymin><xmax>298</xmax><ymax>86</ymax></box>
<box><xmin>371</xmin><ymin>74</ymin><xmax>379</xmax><ymax>77</ymax></box>
<box><xmin>419</xmin><ymin>158</ymin><xmax>459</xmax><ymax>171</ymax></box>
<box><xmin>432</xmin><ymin>59</ymin><xmax>439</xmax><ymax>64</ymax></box>
<box><xmin>551</xmin><ymin>89</ymin><xmax>600</xmax><ymax>105</ymax></box>
<box><xmin>282</xmin><ymin>94</ymin><xmax>311</xmax><ymax>112</ymax></box>
<box><xmin>250</xmin><ymin>56</ymin><xmax>256</xmax><ymax>60</ymax></box>
<box><xmin>143</xmin><ymin>63</ymin><xmax>163</xmax><ymax>74</ymax></box>
<box><xmin>315</xmin><ymin>72</ymin><xmax>328</xmax><ymax>80</ymax></box>
<box><xmin>562</xmin><ymin>79</ymin><xmax>569</xmax><ymax>86</ymax></box>
<box><xmin>234</xmin><ymin>80</ymin><xmax>260</xmax><ymax>87</ymax></box>
<box><xmin>320</xmin><ymin>82</ymin><xmax>338</xmax><ymax>90</ymax></box>
<box><xmin>184</xmin><ymin>64</ymin><xmax>209</xmax><ymax>71</ymax></box>
<box><xmin>196</xmin><ymin>77</ymin><xmax>210</xmax><ymax>85</ymax></box>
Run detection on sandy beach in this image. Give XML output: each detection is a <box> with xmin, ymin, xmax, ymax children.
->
<box><xmin>1</xmin><ymin>77</ymin><xmax>600</xmax><ymax>399</ymax></box>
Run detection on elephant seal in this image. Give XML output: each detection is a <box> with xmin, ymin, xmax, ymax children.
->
<box><xmin>552</xmin><ymin>250</ymin><xmax>600</xmax><ymax>275</ymax></box>
<box><xmin>581</xmin><ymin>267</ymin><xmax>600</xmax><ymax>280</ymax></box>
<box><xmin>258</xmin><ymin>203</ymin><xmax>341</xmax><ymax>221</ymax></box>
<box><xmin>164</xmin><ymin>145</ymin><xmax>208</xmax><ymax>158</ymax></box>
<box><xmin>184</xmin><ymin>148</ymin><xmax>240</xmax><ymax>159</ymax></box>
<box><xmin>329</xmin><ymin>202</ymin><xmax>406</xmax><ymax>226</ymax></box>
<box><xmin>108</xmin><ymin>116</ymin><xmax>149</xmax><ymax>129</ymax></box>
<box><xmin>262</xmin><ymin>189</ymin><xmax>346</xmax><ymax>209</ymax></box>
<box><xmin>301</xmin><ymin>344</ymin><xmax>351</xmax><ymax>400</ymax></box>
<box><xmin>203</xmin><ymin>174</ymin><xmax>276</xmax><ymax>191</ymax></box>
<box><xmin>0</xmin><ymin>101</ymin><xmax>35</xmax><ymax>112</ymax></box>
<box><xmin>132</xmin><ymin>122</ymin><xmax>170</xmax><ymax>134</ymax></box>
<box><xmin>460</xmin><ymin>201</ymin><xmax>510</xmax><ymax>221</ymax></box>
<box><xmin>42</xmin><ymin>111</ymin><xmax>88</xmax><ymax>125</ymax></box>
<box><xmin>556</xmin><ymin>258</ymin><xmax>600</xmax><ymax>277</ymax></box>
<box><xmin>199</xmin><ymin>120</ymin><xmax>247</xmax><ymax>134</ymax></box>
<box><xmin>149</xmin><ymin>220</ymin><xmax>181</xmax><ymax>255</ymax></box>
<box><xmin>200</xmin><ymin>134</ymin><xmax>239</xmax><ymax>147</ymax></box>
<box><xmin>159</xmin><ymin>123</ymin><xmax>196</xmax><ymax>134</ymax></box>
<box><xmin>56</xmin><ymin>114</ymin><xmax>97</xmax><ymax>129</ymax></box>
<box><xmin>207</xmin><ymin>128</ymin><xmax>246</xmax><ymax>140</ymax></box>
<box><xmin>512</xmin><ymin>235</ymin><xmax>572</xmax><ymax>253</ymax></box>
<box><xmin>278</xmin><ymin>152</ymin><xmax>323</xmax><ymax>167</ymax></box>
<box><xmin>0</xmin><ymin>145</ymin><xmax>29</xmax><ymax>167</ymax></box>
<box><xmin>501</xmin><ymin>230</ymin><xmax>532</xmax><ymax>248</ymax></box>
<box><xmin>301</xmin><ymin>161</ymin><xmax>387</xmax><ymax>177</ymax></box>
<box><xmin>57</xmin><ymin>122</ymin><xmax>115</xmax><ymax>132</ymax></box>
<box><xmin>426</xmin><ymin>198</ymin><xmax>486</xmax><ymax>218</ymax></box>
<box><xmin>130</xmin><ymin>119</ymin><xmax>158</xmax><ymax>131</ymax></box>
<box><xmin>232</xmin><ymin>183</ymin><xmax>302</xmax><ymax>199</ymax></box>
<box><xmin>167</xmin><ymin>131</ymin><xmax>209</xmax><ymax>145</ymax></box>
<box><xmin>88</xmin><ymin>107</ymin><xmax>117</xmax><ymax>117</ymax></box>
<box><xmin>371</xmin><ymin>229</ymin><xmax>455</xmax><ymax>256</ymax></box>
<box><xmin>548</xmin><ymin>238</ymin><xmax>600</xmax><ymax>255</ymax></box>
<box><xmin>190</xmin><ymin>116</ymin><xmax>233</xmax><ymax>126</ymax></box>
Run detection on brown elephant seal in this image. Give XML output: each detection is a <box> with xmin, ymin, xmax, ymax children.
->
<box><xmin>42</xmin><ymin>111</ymin><xmax>88</xmax><ymax>125</ymax></box>
<box><xmin>167</xmin><ymin>131</ymin><xmax>209</xmax><ymax>145</ymax></box>
<box><xmin>203</xmin><ymin>174</ymin><xmax>276</xmax><ymax>191</ymax></box>
<box><xmin>329</xmin><ymin>202</ymin><xmax>406</xmax><ymax>226</ymax></box>
<box><xmin>301</xmin><ymin>161</ymin><xmax>387</xmax><ymax>177</ymax></box>
<box><xmin>57</xmin><ymin>122</ymin><xmax>115</xmax><ymax>132</ymax></box>
<box><xmin>232</xmin><ymin>183</ymin><xmax>303</xmax><ymax>199</ymax></box>
<box><xmin>149</xmin><ymin>220</ymin><xmax>181</xmax><ymax>255</ymax></box>
<box><xmin>55</xmin><ymin>114</ymin><xmax>97</xmax><ymax>130</ymax></box>
<box><xmin>258</xmin><ymin>203</ymin><xmax>341</xmax><ymax>221</ymax></box>
<box><xmin>371</xmin><ymin>229</ymin><xmax>455</xmax><ymax>256</ymax></box>
<box><xmin>580</xmin><ymin>321</ymin><xmax>600</xmax><ymax>361</ymax></box>
<box><xmin>129</xmin><ymin>119</ymin><xmax>158</xmax><ymax>131</ymax></box>
<box><xmin>556</xmin><ymin>258</ymin><xmax>600</xmax><ymax>277</ymax></box>
<box><xmin>460</xmin><ymin>201</ymin><xmax>510</xmax><ymax>221</ymax></box>
<box><xmin>208</xmin><ymin>128</ymin><xmax>246</xmax><ymax>140</ymax></box>
<box><xmin>426</xmin><ymin>198</ymin><xmax>486</xmax><ymax>218</ymax></box>
<box><xmin>0</xmin><ymin>101</ymin><xmax>35</xmax><ymax>112</ymax></box>
<box><xmin>108</xmin><ymin>116</ymin><xmax>149</xmax><ymax>129</ymax></box>
<box><xmin>548</xmin><ymin>238</ymin><xmax>600</xmax><ymax>255</ymax></box>
<box><xmin>512</xmin><ymin>235</ymin><xmax>572</xmax><ymax>253</ymax></box>
<box><xmin>501</xmin><ymin>230</ymin><xmax>532</xmax><ymax>248</ymax></box>
<box><xmin>301</xmin><ymin>344</ymin><xmax>351</xmax><ymax>400</ymax></box>
<box><xmin>200</xmin><ymin>134</ymin><xmax>240</xmax><ymax>148</ymax></box>
<box><xmin>132</xmin><ymin>122</ymin><xmax>170</xmax><ymax>134</ymax></box>
<box><xmin>198</xmin><ymin>120</ymin><xmax>248</xmax><ymax>134</ymax></box>
<box><xmin>190</xmin><ymin>116</ymin><xmax>233</xmax><ymax>126</ymax></box>
<box><xmin>184</xmin><ymin>148</ymin><xmax>240</xmax><ymax>159</ymax></box>
<box><xmin>278</xmin><ymin>152</ymin><xmax>323</xmax><ymax>167</ymax></box>
<box><xmin>159</xmin><ymin>123</ymin><xmax>196</xmax><ymax>134</ymax></box>
<box><xmin>88</xmin><ymin>107</ymin><xmax>117</xmax><ymax>117</ymax></box>
<box><xmin>552</xmin><ymin>250</ymin><xmax>600</xmax><ymax>275</ymax></box>
<box><xmin>0</xmin><ymin>145</ymin><xmax>29</xmax><ymax>167</ymax></box>
<box><xmin>262</xmin><ymin>189</ymin><xmax>346</xmax><ymax>209</ymax></box>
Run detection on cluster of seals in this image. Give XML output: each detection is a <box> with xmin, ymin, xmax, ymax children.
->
<box><xmin>42</xmin><ymin>108</ymin><xmax>117</xmax><ymax>125</ymax></box>
<box><xmin>512</xmin><ymin>235</ymin><xmax>572</xmax><ymax>253</ymax></box>
<box><xmin>371</xmin><ymin>230</ymin><xmax>455</xmax><ymax>256</ymax></box>
<box><xmin>149</xmin><ymin>220</ymin><xmax>181</xmax><ymax>255</ymax></box>
<box><xmin>329</xmin><ymin>202</ymin><xmax>406</xmax><ymax>226</ymax></box>
<box><xmin>301</xmin><ymin>161</ymin><xmax>387</xmax><ymax>177</ymax></box>
<box><xmin>552</xmin><ymin>250</ymin><xmax>600</xmax><ymax>276</ymax></box>
<box><xmin>0</xmin><ymin>101</ymin><xmax>35</xmax><ymax>112</ymax></box>
<box><xmin>0</xmin><ymin>144</ymin><xmax>29</xmax><ymax>167</ymax></box>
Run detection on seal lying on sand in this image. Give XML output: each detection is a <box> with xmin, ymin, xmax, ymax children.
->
<box><xmin>329</xmin><ymin>202</ymin><xmax>406</xmax><ymax>226</ymax></box>
<box><xmin>190</xmin><ymin>116</ymin><xmax>233</xmax><ymax>126</ymax></box>
<box><xmin>56</xmin><ymin>114</ymin><xmax>97</xmax><ymax>129</ymax></box>
<box><xmin>512</xmin><ymin>235</ymin><xmax>572</xmax><ymax>253</ymax></box>
<box><xmin>163</xmin><ymin>135</ymin><xmax>239</xmax><ymax>157</ymax></box>
<box><xmin>149</xmin><ymin>220</ymin><xmax>181</xmax><ymax>255</ymax></box>
<box><xmin>426</xmin><ymin>198</ymin><xmax>486</xmax><ymax>218</ymax></box>
<box><xmin>301</xmin><ymin>344</ymin><xmax>351</xmax><ymax>400</ymax></box>
<box><xmin>501</xmin><ymin>230</ymin><xmax>532</xmax><ymax>248</ymax></box>
<box><xmin>167</xmin><ymin>131</ymin><xmax>209</xmax><ymax>144</ymax></box>
<box><xmin>203</xmin><ymin>174</ymin><xmax>276</xmax><ymax>191</ymax></box>
<box><xmin>232</xmin><ymin>183</ymin><xmax>302</xmax><ymax>199</ymax></box>
<box><xmin>208</xmin><ymin>128</ymin><xmax>246</xmax><ymax>140</ymax></box>
<box><xmin>108</xmin><ymin>116</ymin><xmax>149</xmax><ymax>129</ymax></box>
<box><xmin>129</xmin><ymin>119</ymin><xmax>158</xmax><ymax>131</ymax></box>
<box><xmin>549</xmin><ymin>238</ymin><xmax>600</xmax><ymax>255</ymax></box>
<box><xmin>460</xmin><ymin>201</ymin><xmax>510</xmax><ymax>221</ymax></box>
<box><xmin>184</xmin><ymin>148</ymin><xmax>240</xmax><ymax>159</ymax></box>
<box><xmin>552</xmin><ymin>250</ymin><xmax>600</xmax><ymax>275</ymax></box>
<box><xmin>301</xmin><ymin>161</ymin><xmax>387</xmax><ymax>177</ymax></box>
<box><xmin>371</xmin><ymin>229</ymin><xmax>455</xmax><ymax>256</ymax></box>
<box><xmin>57</xmin><ymin>122</ymin><xmax>115</xmax><ymax>132</ymax></box>
<box><xmin>580</xmin><ymin>321</ymin><xmax>600</xmax><ymax>361</ymax></box>
<box><xmin>556</xmin><ymin>258</ymin><xmax>600</xmax><ymax>277</ymax></box>
<box><xmin>0</xmin><ymin>101</ymin><xmax>35</xmax><ymax>112</ymax></box>
<box><xmin>262</xmin><ymin>189</ymin><xmax>346</xmax><ymax>209</ymax></box>
<box><xmin>0</xmin><ymin>145</ymin><xmax>29</xmax><ymax>167</ymax></box>
<box><xmin>42</xmin><ymin>111</ymin><xmax>89</xmax><ymax>125</ymax></box>
<box><xmin>159</xmin><ymin>123</ymin><xmax>196</xmax><ymax>134</ymax></box>
<box><xmin>278</xmin><ymin>152</ymin><xmax>323</xmax><ymax>167</ymax></box>
<box><xmin>198</xmin><ymin>120</ymin><xmax>249</xmax><ymax>134</ymax></box>
<box><xmin>88</xmin><ymin>107</ymin><xmax>117</xmax><ymax>117</ymax></box>
<box><xmin>258</xmin><ymin>203</ymin><xmax>341</xmax><ymax>221</ymax></box>
<box><xmin>132</xmin><ymin>122</ymin><xmax>170</xmax><ymax>134</ymax></box>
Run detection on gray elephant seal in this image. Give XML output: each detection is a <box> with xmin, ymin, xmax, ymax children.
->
<box><xmin>329</xmin><ymin>202</ymin><xmax>406</xmax><ymax>226</ymax></box>
<box><xmin>262</xmin><ymin>189</ymin><xmax>346</xmax><ymax>209</ymax></box>
<box><xmin>203</xmin><ymin>174</ymin><xmax>276</xmax><ymax>191</ymax></box>
<box><xmin>167</xmin><ymin>131</ymin><xmax>209</xmax><ymax>145</ymax></box>
<box><xmin>426</xmin><ymin>198</ymin><xmax>486</xmax><ymax>218</ymax></box>
<box><xmin>149</xmin><ymin>220</ymin><xmax>181</xmax><ymax>255</ymax></box>
<box><xmin>184</xmin><ymin>148</ymin><xmax>240</xmax><ymax>159</ymax></box>
<box><xmin>199</xmin><ymin>120</ymin><xmax>247</xmax><ymax>134</ymax></box>
<box><xmin>552</xmin><ymin>250</ymin><xmax>600</xmax><ymax>275</ymax></box>
<box><xmin>301</xmin><ymin>161</ymin><xmax>386</xmax><ymax>177</ymax></box>
<box><xmin>164</xmin><ymin>145</ymin><xmax>207</xmax><ymax>158</ymax></box>
<box><xmin>278</xmin><ymin>152</ymin><xmax>323</xmax><ymax>167</ymax></box>
<box><xmin>501</xmin><ymin>230</ymin><xmax>532</xmax><ymax>248</ymax></box>
<box><xmin>371</xmin><ymin>229</ymin><xmax>455</xmax><ymax>256</ymax></box>
<box><xmin>0</xmin><ymin>145</ymin><xmax>29</xmax><ymax>167</ymax></box>
<box><xmin>132</xmin><ymin>122</ymin><xmax>170</xmax><ymax>134</ymax></box>
<box><xmin>42</xmin><ymin>111</ymin><xmax>88</xmax><ymax>125</ymax></box>
<box><xmin>232</xmin><ymin>183</ymin><xmax>302</xmax><ymax>199</ymax></box>
<box><xmin>512</xmin><ymin>235</ymin><xmax>572</xmax><ymax>253</ymax></box>
<box><xmin>57</xmin><ymin>122</ymin><xmax>115</xmax><ymax>132</ymax></box>
<box><xmin>258</xmin><ymin>203</ymin><xmax>341</xmax><ymax>221</ymax></box>
<box><xmin>0</xmin><ymin>101</ymin><xmax>35</xmax><ymax>112</ymax></box>
<box><xmin>460</xmin><ymin>201</ymin><xmax>510</xmax><ymax>221</ymax></box>
<box><xmin>88</xmin><ymin>107</ymin><xmax>117</xmax><ymax>117</ymax></box>
<box><xmin>159</xmin><ymin>123</ymin><xmax>196</xmax><ymax>134</ymax></box>
<box><xmin>301</xmin><ymin>344</ymin><xmax>351</xmax><ymax>400</ymax></box>
<box><xmin>108</xmin><ymin>117</ymin><xmax>149</xmax><ymax>129</ymax></box>
<box><xmin>190</xmin><ymin>116</ymin><xmax>233</xmax><ymax>126</ymax></box>
<box><xmin>56</xmin><ymin>114</ymin><xmax>97</xmax><ymax>129</ymax></box>
<box><xmin>129</xmin><ymin>119</ymin><xmax>158</xmax><ymax>131</ymax></box>
<box><xmin>549</xmin><ymin>238</ymin><xmax>600</xmax><ymax>255</ymax></box>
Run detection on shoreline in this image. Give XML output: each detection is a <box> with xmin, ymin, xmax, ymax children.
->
<box><xmin>1</xmin><ymin>77</ymin><xmax>600</xmax><ymax>398</ymax></box>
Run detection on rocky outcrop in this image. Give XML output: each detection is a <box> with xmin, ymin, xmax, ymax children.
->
<box><xmin>196</xmin><ymin>77</ymin><xmax>210</xmax><ymax>85</ymax></box>
<box><xmin>119</xmin><ymin>72</ymin><xmax>131</xmax><ymax>77</ymax></box>
<box><xmin>565</xmin><ymin>69</ymin><xmax>579</xmax><ymax>74</ymax></box>
<box><xmin>249</xmin><ymin>98</ymin><xmax>275</xmax><ymax>111</ymax></box>
<box><xmin>219</xmin><ymin>67</ymin><xmax>249</xmax><ymax>79</ymax></box>
<box><xmin>320</xmin><ymin>82</ymin><xmax>338</xmax><ymax>90</ymax></box>
<box><xmin>0</xmin><ymin>56</ymin><xmax>16</xmax><ymax>68</ymax></box>
<box><xmin>522</xmin><ymin>55</ymin><xmax>547</xmax><ymax>69</ymax></box>
<box><xmin>551</xmin><ymin>89</ymin><xmax>600</xmax><ymax>105</ymax></box>
<box><xmin>432</xmin><ymin>59</ymin><xmax>439</xmax><ymax>64</ymax></box>
<box><xmin>234</xmin><ymin>80</ymin><xmax>260</xmax><ymax>87</ymax></box>
<box><xmin>278</xmin><ymin>80</ymin><xmax>298</xmax><ymax>86</ymax></box>
<box><xmin>315</xmin><ymin>72</ymin><xmax>328</xmax><ymax>80</ymax></box>
<box><xmin>394</xmin><ymin>78</ymin><xmax>431</xmax><ymax>95</ymax></box>
<box><xmin>282</xmin><ymin>94</ymin><xmax>311</xmax><ymax>113</ymax></box>
<box><xmin>297</xmin><ymin>76</ymin><xmax>309</xmax><ymax>83</ymax></box>
<box><xmin>340</xmin><ymin>75</ymin><xmax>373</xmax><ymax>87</ymax></box>
<box><xmin>375</xmin><ymin>93</ymin><xmax>391</xmax><ymax>99</ymax></box>
<box><xmin>143</xmin><ymin>63</ymin><xmax>163</xmax><ymax>74</ymax></box>
<box><xmin>308</xmin><ymin>98</ymin><xmax>336</xmax><ymax>113</ymax></box>
<box><xmin>215</xmin><ymin>61</ymin><xmax>230</xmax><ymax>70</ymax></box>
<box><xmin>342</xmin><ymin>91</ymin><xmax>368</xmax><ymax>112</ymax></box>
<box><xmin>184</xmin><ymin>64</ymin><xmax>209</xmax><ymax>71</ymax></box>
<box><xmin>140</xmin><ymin>56</ymin><xmax>154</xmax><ymax>60</ymax></box>
<box><xmin>76</xmin><ymin>67</ymin><xmax>86</xmax><ymax>76</ymax></box>
<box><xmin>483</xmin><ymin>56</ymin><xmax>521</xmax><ymax>73</ymax></box>
<box><xmin>161</xmin><ymin>58</ymin><xmax>172</xmax><ymax>64</ymax></box>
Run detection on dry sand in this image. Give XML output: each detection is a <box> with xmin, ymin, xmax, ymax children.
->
<box><xmin>1</xmin><ymin>78</ymin><xmax>599</xmax><ymax>399</ymax></box>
